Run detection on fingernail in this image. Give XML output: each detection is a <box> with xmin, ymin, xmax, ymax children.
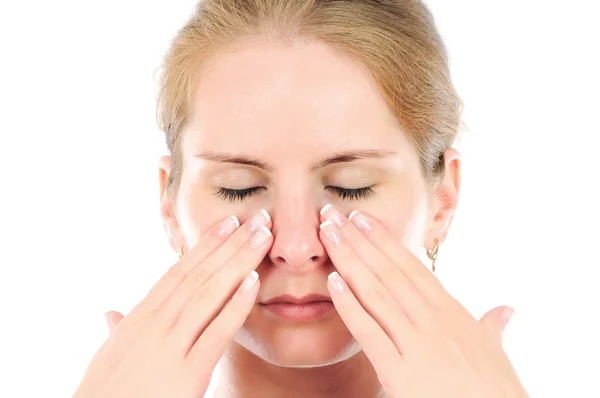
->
<box><xmin>249</xmin><ymin>209</ymin><xmax>271</xmax><ymax>232</ymax></box>
<box><xmin>249</xmin><ymin>225</ymin><xmax>272</xmax><ymax>248</ymax></box>
<box><xmin>348</xmin><ymin>210</ymin><xmax>372</xmax><ymax>231</ymax></box>
<box><xmin>501</xmin><ymin>307</ymin><xmax>515</xmax><ymax>326</ymax></box>
<box><xmin>219</xmin><ymin>215</ymin><xmax>240</xmax><ymax>236</ymax></box>
<box><xmin>241</xmin><ymin>270</ymin><xmax>259</xmax><ymax>292</ymax></box>
<box><xmin>320</xmin><ymin>220</ymin><xmax>341</xmax><ymax>244</ymax></box>
<box><xmin>328</xmin><ymin>271</ymin><xmax>347</xmax><ymax>293</ymax></box>
<box><xmin>320</xmin><ymin>204</ymin><xmax>346</xmax><ymax>227</ymax></box>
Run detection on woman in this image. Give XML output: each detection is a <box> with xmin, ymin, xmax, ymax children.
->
<box><xmin>73</xmin><ymin>0</ymin><xmax>529</xmax><ymax>397</ymax></box>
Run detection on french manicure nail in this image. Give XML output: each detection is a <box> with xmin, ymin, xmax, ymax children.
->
<box><xmin>241</xmin><ymin>270</ymin><xmax>259</xmax><ymax>292</ymax></box>
<box><xmin>320</xmin><ymin>204</ymin><xmax>345</xmax><ymax>227</ymax></box>
<box><xmin>320</xmin><ymin>220</ymin><xmax>342</xmax><ymax>244</ymax></box>
<box><xmin>249</xmin><ymin>225</ymin><xmax>272</xmax><ymax>248</ymax></box>
<box><xmin>249</xmin><ymin>209</ymin><xmax>271</xmax><ymax>232</ymax></box>
<box><xmin>328</xmin><ymin>271</ymin><xmax>347</xmax><ymax>293</ymax></box>
<box><xmin>219</xmin><ymin>215</ymin><xmax>240</xmax><ymax>236</ymax></box>
<box><xmin>501</xmin><ymin>307</ymin><xmax>515</xmax><ymax>326</ymax></box>
<box><xmin>348</xmin><ymin>210</ymin><xmax>372</xmax><ymax>231</ymax></box>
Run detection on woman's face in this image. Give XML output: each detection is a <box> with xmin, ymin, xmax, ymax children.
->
<box><xmin>161</xmin><ymin>39</ymin><xmax>454</xmax><ymax>367</ymax></box>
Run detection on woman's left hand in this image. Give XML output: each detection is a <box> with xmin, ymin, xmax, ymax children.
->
<box><xmin>318</xmin><ymin>205</ymin><xmax>529</xmax><ymax>398</ymax></box>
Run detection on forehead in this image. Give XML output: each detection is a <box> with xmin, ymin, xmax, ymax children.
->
<box><xmin>183</xmin><ymin>39</ymin><xmax>412</xmax><ymax>164</ymax></box>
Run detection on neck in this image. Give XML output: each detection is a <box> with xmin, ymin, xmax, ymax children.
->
<box><xmin>213</xmin><ymin>343</ymin><xmax>383</xmax><ymax>398</ymax></box>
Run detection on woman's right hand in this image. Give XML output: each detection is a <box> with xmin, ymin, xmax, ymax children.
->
<box><xmin>72</xmin><ymin>210</ymin><xmax>273</xmax><ymax>398</ymax></box>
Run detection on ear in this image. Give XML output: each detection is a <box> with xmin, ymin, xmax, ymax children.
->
<box><xmin>425</xmin><ymin>148</ymin><xmax>461</xmax><ymax>249</ymax></box>
<box><xmin>158</xmin><ymin>155</ymin><xmax>182</xmax><ymax>254</ymax></box>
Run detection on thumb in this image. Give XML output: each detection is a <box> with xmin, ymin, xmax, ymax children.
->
<box><xmin>478</xmin><ymin>305</ymin><xmax>515</xmax><ymax>344</ymax></box>
<box><xmin>104</xmin><ymin>311</ymin><xmax>125</xmax><ymax>337</ymax></box>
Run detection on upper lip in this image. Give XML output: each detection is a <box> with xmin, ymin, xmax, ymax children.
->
<box><xmin>262</xmin><ymin>294</ymin><xmax>332</xmax><ymax>305</ymax></box>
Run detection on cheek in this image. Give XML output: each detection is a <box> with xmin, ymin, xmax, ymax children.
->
<box><xmin>395</xmin><ymin>207</ymin><xmax>428</xmax><ymax>249</ymax></box>
<box><xmin>175</xmin><ymin>178</ymin><xmax>265</xmax><ymax>249</ymax></box>
<box><xmin>371</xmin><ymin>185</ymin><xmax>429</xmax><ymax>251</ymax></box>
<box><xmin>175</xmin><ymin>182</ymin><xmax>230</xmax><ymax>248</ymax></box>
<box><xmin>376</xmin><ymin>209</ymin><xmax>426</xmax><ymax>248</ymax></box>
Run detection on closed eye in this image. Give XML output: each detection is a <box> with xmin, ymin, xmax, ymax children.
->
<box><xmin>325</xmin><ymin>185</ymin><xmax>375</xmax><ymax>201</ymax></box>
<box><xmin>215</xmin><ymin>187</ymin><xmax>266</xmax><ymax>202</ymax></box>
<box><xmin>215</xmin><ymin>185</ymin><xmax>375</xmax><ymax>203</ymax></box>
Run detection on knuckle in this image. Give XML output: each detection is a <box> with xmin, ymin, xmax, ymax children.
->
<box><xmin>238</xmin><ymin>244</ymin><xmax>263</xmax><ymax>263</ymax></box>
<box><xmin>203</xmin><ymin>229</ymin><xmax>224</xmax><ymax>248</ymax></box>
<box><xmin>214</xmin><ymin>268</ymin><xmax>239</xmax><ymax>294</ymax></box>
<box><xmin>363</xmin><ymin>282</ymin><xmax>388</xmax><ymax>305</ymax></box>
<box><xmin>224</xmin><ymin>290</ymin><xmax>247</xmax><ymax>312</ymax></box>
<box><xmin>339</xmin><ymin>299</ymin><xmax>360</xmax><ymax>320</ymax></box>
<box><xmin>191</xmin><ymin>282</ymin><xmax>213</xmax><ymax>305</ymax></box>
<box><xmin>189</xmin><ymin>268</ymin><xmax>207</xmax><ymax>286</ymax></box>
<box><xmin>166</xmin><ymin>262</ymin><xmax>188</xmax><ymax>284</ymax></box>
<box><xmin>194</xmin><ymin>270</ymin><xmax>234</xmax><ymax>305</ymax></box>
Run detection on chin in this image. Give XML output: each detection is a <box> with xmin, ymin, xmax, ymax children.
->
<box><xmin>233</xmin><ymin>305</ymin><xmax>361</xmax><ymax>367</ymax></box>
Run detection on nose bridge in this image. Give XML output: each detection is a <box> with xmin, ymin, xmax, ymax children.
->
<box><xmin>268</xmin><ymin>185</ymin><xmax>327</xmax><ymax>272</ymax></box>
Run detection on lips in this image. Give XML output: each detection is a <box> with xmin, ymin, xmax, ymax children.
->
<box><xmin>262</xmin><ymin>294</ymin><xmax>332</xmax><ymax>305</ymax></box>
<box><xmin>260</xmin><ymin>294</ymin><xmax>335</xmax><ymax>321</ymax></box>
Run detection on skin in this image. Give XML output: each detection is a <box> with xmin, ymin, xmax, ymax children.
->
<box><xmin>89</xmin><ymin>38</ymin><xmax>526</xmax><ymax>398</ymax></box>
<box><xmin>159</xmin><ymin>38</ymin><xmax>459</xmax><ymax>397</ymax></box>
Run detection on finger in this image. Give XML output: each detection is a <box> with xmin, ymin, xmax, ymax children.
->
<box><xmin>161</xmin><ymin>210</ymin><xmax>271</xmax><ymax>321</ymax></box>
<box><xmin>327</xmin><ymin>271</ymin><xmax>405</xmax><ymax>382</ymax></box>
<box><xmin>347</xmin><ymin>209</ymin><xmax>448</xmax><ymax>305</ymax></box>
<box><xmin>321</xmin><ymin>205</ymin><xmax>433</xmax><ymax>323</ymax></box>
<box><xmin>479</xmin><ymin>306</ymin><xmax>514</xmax><ymax>344</ymax></box>
<box><xmin>186</xmin><ymin>271</ymin><xmax>260</xmax><ymax>368</ymax></box>
<box><xmin>168</xmin><ymin>225</ymin><xmax>272</xmax><ymax>353</ymax></box>
<box><xmin>104</xmin><ymin>311</ymin><xmax>124</xmax><ymax>336</ymax></box>
<box><xmin>318</xmin><ymin>220</ymin><xmax>416</xmax><ymax>351</ymax></box>
<box><xmin>135</xmin><ymin>214</ymin><xmax>241</xmax><ymax>313</ymax></box>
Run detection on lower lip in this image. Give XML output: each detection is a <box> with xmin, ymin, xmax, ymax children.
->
<box><xmin>261</xmin><ymin>301</ymin><xmax>335</xmax><ymax>321</ymax></box>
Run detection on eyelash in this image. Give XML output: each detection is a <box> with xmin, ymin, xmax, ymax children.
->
<box><xmin>215</xmin><ymin>185</ymin><xmax>374</xmax><ymax>203</ymax></box>
<box><xmin>215</xmin><ymin>187</ymin><xmax>266</xmax><ymax>202</ymax></box>
<box><xmin>325</xmin><ymin>185</ymin><xmax>375</xmax><ymax>201</ymax></box>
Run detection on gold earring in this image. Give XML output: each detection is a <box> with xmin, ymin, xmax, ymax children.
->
<box><xmin>426</xmin><ymin>238</ymin><xmax>439</xmax><ymax>273</ymax></box>
<box><xmin>179</xmin><ymin>246</ymin><xmax>183</xmax><ymax>258</ymax></box>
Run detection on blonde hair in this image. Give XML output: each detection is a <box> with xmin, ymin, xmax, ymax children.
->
<box><xmin>156</xmin><ymin>0</ymin><xmax>463</xmax><ymax>196</ymax></box>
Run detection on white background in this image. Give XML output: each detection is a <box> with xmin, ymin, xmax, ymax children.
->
<box><xmin>0</xmin><ymin>1</ymin><xmax>598</xmax><ymax>397</ymax></box>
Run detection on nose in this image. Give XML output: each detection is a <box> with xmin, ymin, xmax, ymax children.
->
<box><xmin>267</xmin><ymin>194</ymin><xmax>328</xmax><ymax>273</ymax></box>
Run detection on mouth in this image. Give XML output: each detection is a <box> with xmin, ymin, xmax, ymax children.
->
<box><xmin>260</xmin><ymin>294</ymin><xmax>335</xmax><ymax>321</ymax></box>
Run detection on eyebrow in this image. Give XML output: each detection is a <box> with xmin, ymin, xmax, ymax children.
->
<box><xmin>193</xmin><ymin>149</ymin><xmax>397</xmax><ymax>172</ymax></box>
